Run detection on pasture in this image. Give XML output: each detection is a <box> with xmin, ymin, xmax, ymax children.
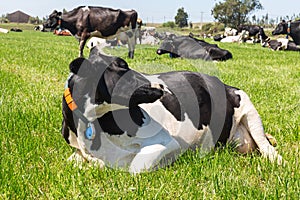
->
<box><xmin>0</xmin><ymin>29</ymin><xmax>299</xmax><ymax>199</ymax></box>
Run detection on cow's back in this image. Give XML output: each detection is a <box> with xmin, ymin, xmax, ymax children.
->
<box><xmin>87</xmin><ymin>6</ymin><xmax>137</xmax><ymax>37</ymax></box>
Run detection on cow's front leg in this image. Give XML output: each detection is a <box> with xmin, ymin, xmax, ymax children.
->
<box><xmin>67</xmin><ymin>149</ymin><xmax>105</xmax><ymax>169</ymax></box>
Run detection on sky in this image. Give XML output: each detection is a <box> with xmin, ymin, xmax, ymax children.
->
<box><xmin>0</xmin><ymin>0</ymin><xmax>299</xmax><ymax>23</ymax></box>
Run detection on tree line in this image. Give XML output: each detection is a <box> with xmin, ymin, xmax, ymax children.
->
<box><xmin>166</xmin><ymin>0</ymin><xmax>300</xmax><ymax>29</ymax></box>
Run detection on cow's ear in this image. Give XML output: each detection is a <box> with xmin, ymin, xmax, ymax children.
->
<box><xmin>69</xmin><ymin>57</ymin><xmax>93</xmax><ymax>77</ymax></box>
<box><xmin>58</xmin><ymin>12</ymin><xmax>62</xmax><ymax>16</ymax></box>
<box><xmin>282</xmin><ymin>20</ymin><xmax>286</xmax><ymax>23</ymax></box>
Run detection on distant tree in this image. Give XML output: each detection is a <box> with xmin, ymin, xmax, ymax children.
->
<box><xmin>28</xmin><ymin>16</ymin><xmax>42</xmax><ymax>24</ymax></box>
<box><xmin>175</xmin><ymin>7</ymin><xmax>188</xmax><ymax>28</ymax></box>
<box><xmin>162</xmin><ymin>21</ymin><xmax>176</xmax><ymax>28</ymax></box>
<box><xmin>265</xmin><ymin>13</ymin><xmax>269</xmax><ymax>25</ymax></box>
<box><xmin>212</xmin><ymin>0</ymin><xmax>263</xmax><ymax>28</ymax></box>
<box><xmin>252</xmin><ymin>15</ymin><xmax>256</xmax><ymax>24</ymax></box>
<box><xmin>0</xmin><ymin>14</ymin><xmax>9</xmax><ymax>23</ymax></box>
<box><xmin>63</xmin><ymin>8</ymin><xmax>68</xmax><ymax>14</ymax></box>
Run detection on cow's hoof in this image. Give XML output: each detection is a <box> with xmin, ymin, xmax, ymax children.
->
<box><xmin>266</xmin><ymin>133</ymin><xmax>277</xmax><ymax>147</ymax></box>
<box><xmin>128</xmin><ymin>51</ymin><xmax>134</xmax><ymax>59</ymax></box>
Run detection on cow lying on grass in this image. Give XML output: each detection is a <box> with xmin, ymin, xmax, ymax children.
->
<box><xmin>259</xmin><ymin>27</ymin><xmax>300</xmax><ymax>51</ymax></box>
<box><xmin>157</xmin><ymin>35</ymin><xmax>232</xmax><ymax>61</ymax></box>
<box><xmin>62</xmin><ymin>46</ymin><xmax>283</xmax><ymax>173</ymax></box>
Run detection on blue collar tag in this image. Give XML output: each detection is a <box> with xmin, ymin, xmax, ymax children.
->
<box><xmin>85</xmin><ymin>122</ymin><xmax>96</xmax><ymax>140</ymax></box>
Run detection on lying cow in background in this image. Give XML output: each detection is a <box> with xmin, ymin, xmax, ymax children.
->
<box><xmin>61</xmin><ymin>46</ymin><xmax>283</xmax><ymax>173</ymax></box>
<box><xmin>10</xmin><ymin>28</ymin><xmax>22</xmax><ymax>32</ymax></box>
<box><xmin>157</xmin><ymin>35</ymin><xmax>232</xmax><ymax>61</ymax></box>
<box><xmin>237</xmin><ymin>25</ymin><xmax>260</xmax><ymax>40</ymax></box>
<box><xmin>220</xmin><ymin>30</ymin><xmax>249</xmax><ymax>43</ymax></box>
<box><xmin>259</xmin><ymin>27</ymin><xmax>300</xmax><ymax>51</ymax></box>
<box><xmin>34</xmin><ymin>25</ymin><xmax>46</xmax><ymax>32</ymax></box>
<box><xmin>272</xmin><ymin>20</ymin><xmax>300</xmax><ymax>45</ymax></box>
<box><xmin>44</xmin><ymin>6</ymin><xmax>138</xmax><ymax>58</ymax></box>
<box><xmin>224</xmin><ymin>27</ymin><xmax>238</xmax><ymax>37</ymax></box>
<box><xmin>263</xmin><ymin>38</ymin><xmax>300</xmax><ymax>51</ymax></box>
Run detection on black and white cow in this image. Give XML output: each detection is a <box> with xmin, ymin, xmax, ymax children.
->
<box><xmin>237</xmin><ymin>25</ymin><xmax>261</xmax><ymax>42</ymax></box>
<box><xmin>44</xmin><ymin>6</ymin><xmax>138</xmax><ymax>58</ymax></box>
<box><xmin>260</xmin><ymin>27</ymin><xmax>300</xmax><ymax>51</ymax></box>
<box><xmin>272</xmin><ymin>20</ymin><xmax>300</xmax><ymax>45</ymax></box>
<box><xmin>62</xmin><ymin>46</ymin><xmax>283</xmax><ymax>173</ymax></box>
<box><xmin>264</xmin><ymin>39</ymin><xmax>300</xmax><ymax>51</ymax></box>
<box><xmin>157</xmin><ymin>35</ymin><xmax>232</xmax><ymax>61</ymax></box>
<box><xmin>237</xmin><ymin>25</ymin><xmax>260</xmax><ymax>37</ymax></box>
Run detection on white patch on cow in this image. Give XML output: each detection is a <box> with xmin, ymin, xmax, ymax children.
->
<box><xmin>82</xmin><ymin>6</ymin><xmax>90</xmax><ymax>12</ymax></box>
<box><xmin>83</xmin><ymin>97</ymin><xmax>128</xmax><ymax>122</ymax></box>
<box><xmin>140</xmin><ymin>100</ymin><xmax>214</xmax><ymax>152</ymax></box>
<box><xmin>224</xmin><ymin>27</ymin><xmax>237</xmax><ymax>37</ymax></box>
<box><xmin>87</xmin><ymin>37</ymin><xmax>107</xmax><ymax>49</ymax></box>
<box><xmin>277</xmin><ymin>38</ymin><xmax>289</xmax><ymax>50</ymax></box>
<box><xmin>221</xmin><ymin>30</ymin><xmax>249</xmax><ymax>43</ymax></box>
<box><xmin>142</xmin><ymin>74</ymin><xmax>172</xmax><ymax>94</ymax></box>
<box><xmin>229</xmin><ymin>90</ymin><xmax>283</xmax><ymax>164</ymax></box>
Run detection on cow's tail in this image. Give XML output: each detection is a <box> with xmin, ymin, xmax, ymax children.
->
<box><xmin>130</xmin><ymin>11</ymin><xmax>138</xmax><ymax>30</ymax></box>
<box><xmin>235</xmin><ymin>90</ymin><xmax>284</xmax><ymax>165</ymax></box>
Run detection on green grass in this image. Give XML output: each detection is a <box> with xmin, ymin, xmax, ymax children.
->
<box><xmin>0</xmin><ymin>30</ymin><xmax>299</xmax><ymax>199</ymax></box>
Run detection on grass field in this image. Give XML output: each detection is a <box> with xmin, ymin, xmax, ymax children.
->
<box><xmin>0</xmin><ymin>29</ymin><xmax>299</xmax><ymax>199</ymax></box>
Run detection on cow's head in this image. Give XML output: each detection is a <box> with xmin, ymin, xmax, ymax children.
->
<box><xmin>272</xmin><ymin>20</ymin><xmax>288</xmax><ymax>35</ymax></box>
<box><xmin>64</xmin><ymin>46</ymin><xmax>164</xmax><ymax>126</ymax></box>
<box><xmin>43</xmin><ymin>10</ymin><xmax>62</xmax><ymax>29</ymax></box>
<box><xmin>156</xmin><ymin>39</ymin><xmax>180</xmax><ymax>58</ymax></box>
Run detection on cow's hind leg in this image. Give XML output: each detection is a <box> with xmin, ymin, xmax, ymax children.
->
<box><xmin>127</xmin><ymin>29</ymin><xmax>136</xmax><ymax>59</ymax></box>
<box><xmin>78</xmin><ymin>39</ymin><xmax>88</xmax><ymax>57</ymax></box>
<box><xmin>233</xmin><ymin>90</ymin><xmax>283</xmax><ymax>164</ymax></box>
<box><xmin>78</xmin><ymin>32</ymin><xmax>90</xmax><ymax>57</ymax></box>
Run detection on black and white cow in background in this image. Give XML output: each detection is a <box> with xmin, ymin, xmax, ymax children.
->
<box><xmin>44</xmin><ymin>6</ymin><xmax>138</xmax><ymax>58</ymax></box>
<box><xmin>237</xmin><ymin>25</ymin><xmax>261</xmax><ymax>42</ymax></box>
<box><xmin>259</xmin><ymin>26</ymin><xmax>300</xmax><ymax>51</ymax></box>
<box><xmin>157</xmin><ymin>35</ymin><xmax>232</xmax><ymax>61</ymax></box>
<box><xmin>272</xmin><ymin>20</ymin><xmax>300</xmax><ymax>45</ymax></box>
<box><xmin>34</xmin><ymin>25</ymin><xmax>46</xmax><ymax>32</ymax></box>
<box><xmin>61</xmin><ymin>46</ymin><xmax>283</xmax><ymax>173</ymax></box>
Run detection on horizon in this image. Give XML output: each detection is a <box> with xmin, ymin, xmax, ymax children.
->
<box><xmin>1</xmin><ymin>0</ymin><xmax>299</xmax><ymax>24</ymax></box>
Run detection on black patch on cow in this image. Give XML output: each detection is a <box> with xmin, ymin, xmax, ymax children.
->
<box><xmin>97</xmin><ymin>107</ymin><xmax>144</xmax><ymax>137</ymax></box>
<box><xmin>158</xmin><ymin>71</ymin><xmax>241</xmax><ymax>145</ymax></box>
<box><xmin>238</xmin><ymin>25</ymin><xmax>260</xmax><ymax>37</ymax></box>
<box><xmin>158</xmin><ymin>71</ymin><xmax>212</xmax><ymax>129</ymax></box>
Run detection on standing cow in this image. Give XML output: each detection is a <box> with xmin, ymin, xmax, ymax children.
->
<box><xmin>44</xmin><ymin>6</ymin><xmax>138</xmax><ymax>58</ymax></box>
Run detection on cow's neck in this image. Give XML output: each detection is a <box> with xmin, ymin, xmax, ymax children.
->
<box><xmin>60</xmin><ymin>14</ymin><xmax>79</xmax><ymax>36</ymax></box>
<box><xmin>290</xmin><ymin>22</ymin><xmax>300</xmax><ymax>45</ymax></box>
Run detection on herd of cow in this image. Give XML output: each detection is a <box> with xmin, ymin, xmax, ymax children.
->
<box><xmin>31</xmin><ymin>6</ymin><xmax>298</xmax><ymax>172</ymax></box>
<box><xmin>214</xmin><ymin>22</ymin><xmax>300</xmax><ymax>51</ymax></box>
